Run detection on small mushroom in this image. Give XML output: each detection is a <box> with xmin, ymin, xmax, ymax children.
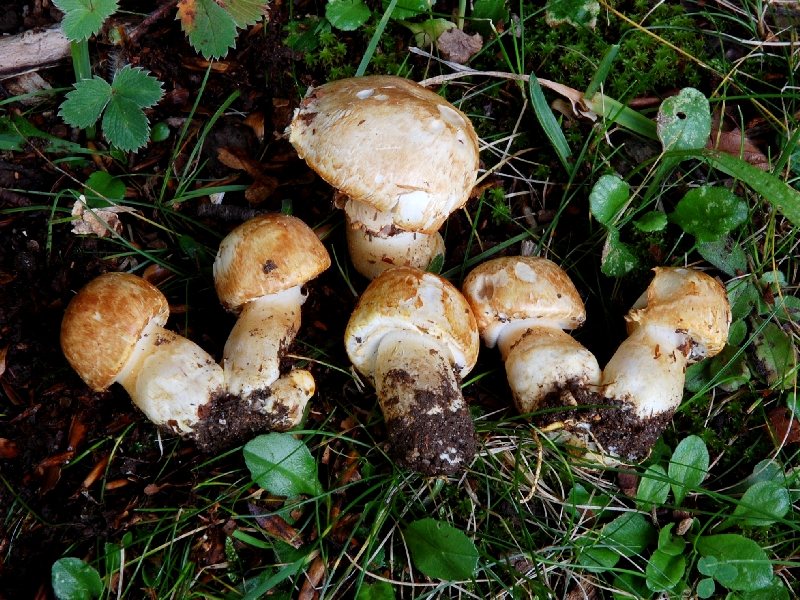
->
<box><xmin>60</xmin><ymin>272</ymin><xmax>224</xmax><ymax>435</ymax></box>
<box><xmin>586</xmin><ymin>267</ymin><xmax>731</xmax><ymax>460</ymax></box>
<box><xmin>213</xmin><ymin>214</ymin><xmax>331</xmax><ymax>429</ymax></box>
<box><xmin>462</xmin><ymin>256</ymin><xmax>601</xmax><ymax>415</ymax></box>
<box><xmin>344</xmin><ymin>266</ymin><xmax>480</xmax><ymax>475</ymax></box>
<box><xmin>288</xmin><ymin>75</ymin><xmax>480</xmax><ymax>279</ymax></box>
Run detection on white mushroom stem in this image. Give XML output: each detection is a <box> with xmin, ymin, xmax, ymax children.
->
<box><xmin>372</xmin><ymin>329</ymin><xmax>471</xmax><ymax>472</ymax></box>
<box><xmin>488</xmin><ymin>319</ymin><xmax>601</xmax><ymax>414</ymax></box>
<box><xmin>601</xmin><ymin>325</ymin><xmax>690</xmax><ymax>418</ymax></box>
<box><xmin>115</xmin><ymin>319</ymin><xmax>224</xmax><ymax>433</ymax></box>
<box><xmin>252</xmin><ymin>369</ymin><xmax>316</xmax><ymax>430</ymax></box>
<box><xmin>222</xmin><ymin>285</ymin><xmax>311</xmax><ymax>414</ymax></box>
<box><xmin>343</xmin><ymin>198</ymin><xmax>445</xmax><ymax>279</ymax></box>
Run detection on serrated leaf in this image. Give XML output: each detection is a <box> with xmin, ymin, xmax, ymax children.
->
<box><xmin>657</xmin><ymin>88</ymin><xmax>711</xmax><ymax>151</ymax></box>
<box><xmin>220</xmin><ymin>0</ymin><xmax>266</xmax><ymax>27</ymax></box>
<box><xmin>590</xmin><ymin>174</ymin><xmax>630</xmax><ymax>225</ymax></box>
<box><xmin>383</xmin><ymin>0</ymin><xmax>433</xmax><ymax>20</ymax></box>
<box><xmin>696</xmin><ymin>534</ymin><xmax>774</xmax><ymax>591</ymax></box>
<box><xmin>59</xmin><ymin>78</ymin><xmax>112</xmax><ymax>129</ymax></box>
<box><xmin>637</xmin><ymin>464</ymin><xmax>670</xmax><ymax>509</ymax></box>
<box><xmin>404</xmin><ymin>518</ymin><xmax>479</xmax><ymax>580</ymax></box>
<box><xmin>634</xmin><ymin>210</ymin><xmax>668</xmax><ymax>232</ymax></box>
<box><xmin>545</xmin><ymin>0</ymin><xmax>600</xmax><ymax>28</ymax></box>
<box><xmin>244</xmin><ymin>433</ymin><xmax>323</xmax><ymax>497</ymax></box>
<box><xmin>671</xmin><ymin>186</ymin><xmax>748</xmax><ymax>242</ymax></box>
<box><xmin>101</xmin><ymin>96</ymin><xmax>150</xmax><ymax>151</ymax></box>
<box><xmin>668</xmin><ymin>435</ymin><xmax>709</xmax><ymax>506</ymax></box>
<box><xmin>51</xmin><ymin>558</ymin><xmax>103</xmax><ymax>600</ymax></box>
<box><xmin>601</xmin><ymin>228</ymin><xmax>638</xmax><ymax>277</ymax></box>
<box><xmin>111</xmin><ymin>66</ymin><xmax>163</xmax><ymax>109</ymax></box>
<box><xmin>53</xmin><ymin>0</ymin><xmax>119</xmax><ymax>41</ymax></box>
<box><xmin>326</xmin><ymin>0</ymin><xmax>372</xmax><ymax>31</ymax></box>
<box><xmin>177</xmin><ymin>0</ymin><xmax>238</xmax><ymax>59</ymax></box>
<box><xmin>753</xmin><ymin>321</ymin><xmax>797</xmax><ymax>389</ymax></box>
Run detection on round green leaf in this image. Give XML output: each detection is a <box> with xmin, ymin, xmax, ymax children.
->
<box><xmin>697</xmin><ymin>577</ymin><xmax>716</xmax><ymax>598</ymax></box>
<box><xmin>51</xmin><ymin>558</ymin><xmax>103</xmax><ymax>600</ymax></box>
<box><xmin>403</xmin><ymin>518</ymin><xmax>479</xmax><ymax>580</ymax></box>
<box><xmin>601</xmin><ymin>512</ymin><xmax>656</xmax><ymax>557</ymax></box>
<box><xmin>601</xmin><ymin>228</ymin><xmax>638</xmax><ymax>277</ymax></box>
<box><xmin>243</xmin><ymin>433</ymin><xmax>323</xmax><ymax>497</ymax></box>
<box><xmin>696</xmin><ymin>534</ymin><xmax>774</xmax><ymax>592</ymax></box>
<box><xmin>668</xmin><ymin>435</ymin><xmax>709</xmax><ymax>506</ymax></box>
<box><xmin>633</xmin><ymin>210</ymin><xmax>668</xmax><ymax>232</ymax></box>
<box><xmin>589</xmin><ymin>174</ymin><xmax>630</xmax><ymax>226</ymax></box>
<box><xmin>671</xmin><ymin>186</ymin><xmax>748</xmax><ymax>242</ymax></box>
<box><xmin>657</xmin><ymin>87</ymin><xmax>711</xmax><ymax>151</ymax></box>
<box><xmin>732</xmin><ymin>480</ymin><xmax>791</xmax><ymax>527</ymax></box>
<box><xmin>83</xmin><ymin>171</ymin><xmax>126</xmax><ymax>208</ymax></box>
<box><xmin>326</xmin><ymin>0</ymin><xmax>371</xmax><ymax>31</ymax></box>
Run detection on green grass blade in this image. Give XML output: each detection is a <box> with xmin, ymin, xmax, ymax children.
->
<box><xmin>587</xmin><ymin>92</ymin><xmax>658</xmax><ymax>140</ymax></box>
<box><xmin>528</xmin><ymin>72</ymin><xmax>571</xmax><ymax>172</ymax></box>
<box><xmin>355</xmin><ymin>0</ymin><xmax>398</xmax><ymax>77</ymax></box>
<box><xmin>584</xmin><ymin>44</ymin><xmax>619</xmax><ymax>98</ymax></box>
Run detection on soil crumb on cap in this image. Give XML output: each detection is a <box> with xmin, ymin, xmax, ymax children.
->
<box><xmin>382</xmin><ymin>369</ymin><xmax>476</xmax><ymax>476</ymax></box>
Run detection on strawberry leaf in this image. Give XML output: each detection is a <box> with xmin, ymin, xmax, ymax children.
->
<box><xmin>53</xmin><ymin>0</ymin><xmax>119</xmax><ymax>41</ymax></box>
<box><xmin>111</xmin><ymin>66</ymin><xmax>164</xmax><ymax>109</ymax></box>
<box><xmin>102</xmin><ymin>96</ymin><xmax>150</xmax><ymax>152</ymax></box>
<box><xmin>177</xmin><ymin>0</ymin><xmax>238</xmax><ymax>59</ymax></box>
<box><xmin>59</xmin><ymin>77</ymin><xmax>112</xmax><ymax>129</ymax></box>
<box><xmin>220</xmin><ymin>0</ymin><xmax>267</xmax><ymax>27</ymax></box>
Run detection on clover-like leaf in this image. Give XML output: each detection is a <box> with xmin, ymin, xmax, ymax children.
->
<box><xmin>53</xmin><ymin>0</ymin><xmax>119</xmax><ymax>41</ymax></box>
<box><xmin>657</xmin><ymin>88</ymin><xmax>711</xmax><ymax>151</ymax></box>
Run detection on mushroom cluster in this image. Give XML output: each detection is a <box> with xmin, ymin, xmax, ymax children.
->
<box><xmin>463</xmin><ymin>259</ymin><xmax>731</xmax><ymax>463</ymax></box>
<box><xmin>288</xmin><ymin>75</ymin><xmax>480</xmax><ymax>279</ymax></box>
<box><xmin>61</xmin><ymin>214</ymin><xmax>330</xmax><ymax>449</ymax></box>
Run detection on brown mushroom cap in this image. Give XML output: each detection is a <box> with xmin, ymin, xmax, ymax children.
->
<box><xmin>462</xmin><ymin>256</ymin><xmax>587</xmax><ymax>347</ymax></box>
<box><xmin>213</xmin><ymin>214</ymin><xmax>331</xmax><ymax>312</ymax></box>
<box><xmin>61</xmin><ymin>272</ymin><xmax>169</xmax><ymax>391</ymax></box>
<box><xmin>345</xmin><ymin>266</ymin><xmax>479</xmax><ymax>380</ymax></box>
<box><xmin>625</xmin><ymin>267</ymin><xmax>731</xmax><ymax>359</ymax></box>
<box><xmin>288</xmin><ymin>75</ymin><xmax>480</xmax><ymax>234</ymax></box>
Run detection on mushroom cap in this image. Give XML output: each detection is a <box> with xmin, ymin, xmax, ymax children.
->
<box><xmin>625</xmin><ymin>267</ymin><xmax>731</xmax><ymax>359</ymax></box>
<box><xmin>214</xmin><ymin>214</ymin><xmax>331</xmax><ymax>311</ymax></box>
<box><xmin>462</xmin><ymin>256</ymin><xmax>587</xmax><ymax>347</ymax></box>
<box><xmin>345</xmin><ymin>266</ymin><xmax>479</xmax><ymax>380</ymax></box>
<box><xmin>288</xmin><ymin>75</ymin><xmax>480</xmax><ymax>234</ymax></box>
<box><xmin>61</xmin><ymin>272</ymin><xmax>169</xmax><ymax>391</ymax></box>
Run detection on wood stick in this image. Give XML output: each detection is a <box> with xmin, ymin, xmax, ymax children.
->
<box><xmin>0</xmin><ymin>26</ymin><xmax>71</xmax><ymax>80</ymax></box>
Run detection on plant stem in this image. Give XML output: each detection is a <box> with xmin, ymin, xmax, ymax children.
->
<box><xmin>70</xmin><ymin>39</ymin><xmax>96</xmax><ymax>139</ymax></box>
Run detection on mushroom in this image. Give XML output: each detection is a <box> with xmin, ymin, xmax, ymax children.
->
<box><xmin>288</xmin><ymin>75</ymin><xmax>480</xmax><ymax>279</ymax></box>
<box><xmin>585</xmin><ymin>267</ymin><xmax>731</xmax><ymax>461</ymax></box>
<box><xmin>213</xmin><ymin>214</ymin><xmax>331</xmax><ymax>430</ymax></box>
<box><xmin>60</xmin><ymin>272</ymin><xmax>224</xmax><ymax>435</ymax></box>
<box><xmin>462</xmin><ymin>256</ymin><xmax>601</xmax><ymax>415</ymax></box>
<box><xmin>344</xmin><ymin>266</ymin><xmax>480</xmax><ymax>475</ymax></box>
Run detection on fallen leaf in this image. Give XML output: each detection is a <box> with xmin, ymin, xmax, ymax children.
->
<box><xmin>217</xmin><ymin>147</ymin><xmax>279</xmax><ymax>204</ymax></box>
<box><xmin>70</xmin><ymin>196</ymin><xmax>135</xmax><ymax>237</ymax></box>
<box><xmin>248</xmin><ymin>503</ymin><xmax>304</xmax><ymax>548</ymax></box>
<box><xmin>768</xmin><ymin>406</ymin><xmax>800</xmax><ymax>446</ymax></box>
<box><xmin>707</xmin><ymin>127</ymin><xmax>769</xmax><ymax>170</ymax></box>
<box><xmin>0</xmin><ymin>438</ymin><xmax>19</xmax><ymax>459</ymax></box>
<box><xmin>436</xmin><ymin>28</ymin><xmax>483</xmax><ymax>64</ymax></box>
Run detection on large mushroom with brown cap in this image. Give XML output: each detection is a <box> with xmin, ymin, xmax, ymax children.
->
<box><xmin>288</xmin><ymin>75</ymin><xmax>480</xmax><ymax>279</ymax></box>
<box><xmin>213</xmin><ymin>214</ymin><xmax>331</xmax><ymax>429</ymax></box>
<box><xmin>585</xmin><ymin>267</ymin><xmax>731</xmax><ymax>460</ymax></box>
<box><xmin>462</xmin><ymin>256</ymin><xmax>601</xmax><ymax>415</ymax></box>
<box><xmin>344</xmin><ymin>266</ymin><xmax>480</xmax><ymax>475</ymax></box>
<box><xmin>61</xmin><ymin>272</ymin><xmax>224</xmax><ymax>435</ymax></box>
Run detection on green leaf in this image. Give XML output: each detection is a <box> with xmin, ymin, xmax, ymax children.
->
<box><xmin>668</xmin><ymin>435</ymin><xmax>709</xmax><ymax>506</ymax></box>
<box><xmin>727</xmin><ymin>279</ymin><xmax>759</xmax><ymax>320</ymax></box>
<box><xmin>696</xmin><ymin>534</ymin><xmax>774</xmax><ymax>591</ymax></box>
<box><xmin>601</xmin><ymin>512</ymin><xmax>656</xmax><ymax>557</ymax></box>
<box><xmin>671</xmin><ymin>186</ymin><xmax>748</xmax><ymax>242</ymax></box>
<box><xmin>697</xmin><ymin>577</ymin><xmax>716</xmax><ymax>598</ymax></box>
<box><xmin>111</xmin><ymin>66</ymin><xmax>163</xmax><ymax>109</ymax></box>
<box><xmin>53</xmin><ymin>0</ymin><xmax>119</xmax><ymax>41</ymax></box>
<box><xmin>59</xmin><ymin>77</ymin><xmax>112</xmax><ymax>129</ymax></box>
<box><xmin>732</xmin><ymin>480</ymin><xmax>791</xmax><ymax>527</ymax></box>
<box><xmin>657</xmin><ymin>523</ymin><xmax>686</xmax><ymax>556</ymax></box>
<box><xmin>657</xmin><ymin>88</ymin><xmax>711</xmax><ymax>151</ymax></box>
<box><xmin>708</xmin><ymin>346</ymin><xmax>751</xmax><ymax>392</ymax></box>
<box><xmin>356</xmin><ymin>581</ymin><xmax>395</xmax><ymax>600</ymax></box>
<box><xmin>565</xmin><ymin>483</ymin><xmax>611</xmax><ymax>518</ymax></box>
<box><xmin>697</xmin><ymin>237</ymin><xmax>748</xmax><ymax>277</ymax></box>
<box><xmin>326</xmin><ymin>0</ymin><xmax>372</xmax><ymax>31</ymax></box>
<box><xmin>402</xmin><ymin>18</ymin><xmax>454</xmax><ymax>47</ymax></box>
<box><xmin>222</xmin><ymin>0</ymin><xmax>267</xmax><ymax>27</ymax></box>
<box><xmin>284</xmin><ymin>16</ymin><xmax>329</xmax><ymax>52</ymax></box>
<box><xmin>545</xmin><ymin>0</ymin><xmax>600</xmax><ymax>28</ymax></box>
<box><xmin>637</xmin><ymin>464</ymin><xmax>670</xmax><ymax>509</ymax></box>
<box><xmin>601</xmin><ymin>228</ymin><xmax>638</xmax><ymax>277</ymax></box>
<box><xmin>83</xmin><ymin>171</ymin><xmax>126</xmax><ymax>207</ymax></box>
<box><xmin>529</xmin><ymin>73</ymin><xmax>572</xmax><ymax>172</ymax></box>
<box><xmin>404</xmin><ymin>518</ymin><xmax>479</xmax><ymax>580</ymax></box>
<box><xmin>471</xmin><ymin>0</ymin><xmax>509</xmax><ymax>29</ymax></box>
<box><xmin>382</xmin><ymin>0</ymin><xmax>433</xmax><ymax>19</ymax></box>
<box><xmin>51</xmin><ymin>558</ymin><xmax>103</xmax><ymax>600</ymax></box>
<box><xmin>645</xmin><ymin>548</ymin><xmax>685</xmax><ymax>592</ymax></box>
<box><xmin>243</xmin><ymin>433</ymin><xmax>323</xmax><ymax>497</ymax></box>
<box><xmin>102</xmin><ymin>96</ymin><xmax>150</xmax><ymax>152</ymax></box>
<box><xmin>753</xmin><ymin>321</ymin><xmax>797</xmax><ymax>389</ymax></box>
<box><xmin>177</xmin><ymin>0</ymin><xmax>238</xmax><ymax>59</ymax></box>
<box><xmin>590</xmin><ymin>174</ymin><xmax>630</xmax><ymax>226</ymax></box>
<box><xmin>633</xmin><ymin>210</ymin><xmax>668</xmax><ymax>233</ymax></box>
<box><xmin>576</xmin><ymin>539</ymin><xmax>619</xmax><ymax>572</ymax></box>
